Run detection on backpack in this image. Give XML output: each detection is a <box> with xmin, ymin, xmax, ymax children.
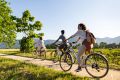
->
<box><xmin>86</xmin><ymin>31</ymin><xmax>96</xmax><ymax>44</ymax></box>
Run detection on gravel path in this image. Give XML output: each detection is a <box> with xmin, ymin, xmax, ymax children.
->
<box><xmin>0</xmin><ymin>53</ymin><xmax>120</xmax><ymax>80</ymax></box>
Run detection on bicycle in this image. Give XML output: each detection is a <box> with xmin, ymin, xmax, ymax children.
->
<box><xmin>59</xmin><ymin>42</ymin><xmax>75</xmax><ymax>72</ymax></box>
<box><xmin>50</xmin><ymin>44</ymin><xmax>62</xmax><ymax>63</ymax></box>
<box><xmin>33</xmin><ymin>48</ymin><xmax>46</xmax><ymax>60</ymax></box>
<box><xmin>59</xmin><ymin>42</ymin><xmax>109</xmax><ymax>78</ymax></box>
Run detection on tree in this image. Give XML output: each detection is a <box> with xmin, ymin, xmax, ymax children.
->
<box><xmin>46</xmin><ymin>44</ymin><xmax>56</xmax><ymax>49</ymax></box>
<box><xmin>0</xmin><ymin>0</ymin><xmax>16</xmax><ymax>47</ymax></box>
<box><xmin>94</xmin><ymin>43</ymin><xmax>99</xmax><ymax>48</ymax></box>
<box><xmin>12</xmin><ymin>10</ymin><xmax>43</xmax><ymax>52</ymax></box>
<box><xmin>99</xmin><ymin>42</ymin><xmax>107</xmax><ymax>48</ymax></box>
<box><xmin>110</xmin><ymin>43</ymin><xmax>116</xmax><ymax>48</ymax></box>
<box><xmin>118</xmin><ymin>43</ymin><xmax>120</xmax><ymax>48</ymax></box>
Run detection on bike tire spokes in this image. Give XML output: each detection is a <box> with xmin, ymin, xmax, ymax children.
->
<box><xmin>85</xmin><ymin>53</ymin><xmax>109</xmax><ymax>78</ymax></box>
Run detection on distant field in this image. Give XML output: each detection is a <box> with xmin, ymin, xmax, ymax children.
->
<box><xmin>0</xmin><ymin>49</ymin><xmax>19</xmax><ymax>51</ymax></box>
<box><xmin>0</xmin><ymin>48</ymin><xmax>120</xmax><ymax>70</ymax></box>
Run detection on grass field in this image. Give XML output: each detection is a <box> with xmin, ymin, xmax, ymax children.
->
<box><xmin>0</xmin><ymin>57</ymin><xmax>92</xmax><ymax>80</ymax></box>
<box><xmin>0</xmin><ymin>48</ymin><xmax>120</xmax><ymax>70</ymax></box>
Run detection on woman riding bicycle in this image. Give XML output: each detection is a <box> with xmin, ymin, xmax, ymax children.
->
<box><xmin>67</xmin><ymin>23</ymin><xmax>94</xmax><ymax>72</ymax></box>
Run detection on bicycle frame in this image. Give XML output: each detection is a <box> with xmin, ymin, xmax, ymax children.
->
<box><xmin>67</xmin><ymin>42</ymin><xmax>87</xmax><ymax>64</ymax></box>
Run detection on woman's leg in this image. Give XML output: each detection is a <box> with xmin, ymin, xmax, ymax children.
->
<box><xmin>77</xmin><ymin>45</ymin><xmax>86</xmax><ymax>67</ymax></box>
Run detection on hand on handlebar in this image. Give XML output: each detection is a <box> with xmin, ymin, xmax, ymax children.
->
<box><xmin>72</xmin><ymin>41</ymin><xmax>77</xmax><ymax>44</ymax></box>
<box><xmin>51</xmin><ymin>43</ymin><xmax>54</xmax><ymax>45</ymax></box>
<box><xmin>64</xmin><ymin>39</ymin><xmax>68</xmax><ymax>42</ymax></box>
<box><xmin>72</xmin><ymin>42</ymin><xmax>76</xmax><ymax>44</ymax></box>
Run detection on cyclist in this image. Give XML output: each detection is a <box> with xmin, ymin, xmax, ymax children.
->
<box><xmin>35</xmin><ymin>36</ymin><xmax>46</xmax><ymax>55</ymax></box>
<box><xmin>67</xmin><ymin>23</ymin><xmax>92</xmax><ymax>72</ymax></box>
<box><xmin>53</xmin><ymin>30</ymin><xmax>67</xmax><ymax>53</ymax></box>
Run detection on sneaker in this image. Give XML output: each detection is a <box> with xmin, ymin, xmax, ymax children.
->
<box><xmin>81</xmin><ymin>64</ymin><xmax>86</xmax><ymax>68</ymax></box>
<box><xmin>75</xmin><ymin>66</ymin><xmax>82</xmax><ymax>72</ymax></box>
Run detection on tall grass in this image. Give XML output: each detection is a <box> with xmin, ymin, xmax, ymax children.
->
<box><xmin>95</xmin><ymin>48</ymin><xmax>120</xmax><ymax>70</ymax></box>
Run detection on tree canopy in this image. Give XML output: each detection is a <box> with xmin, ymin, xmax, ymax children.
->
<box><xmin>0</xmin><ymin>0</ymin><xmax>16</xmax><ymax>47</ymax></box>
<box><xmin>12</xmin><ymin>10</ymin><xmax>43</xmax><ymax>52</ymax></box>
<box><xmin>12</xmin><ymin>10</ymin><xmax>43</xmax><ymax>37</ymax></box>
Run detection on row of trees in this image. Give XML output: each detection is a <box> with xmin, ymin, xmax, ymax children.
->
<box><xmin>94</xmin><ymin>42</ymin><xmax>120</xmax><ymax>49</ymax></box>
<box><xmin>46</xmin><ymin>42</ymin><xmax>120</xmax><ymax>49</ymax></box>
<box><xmin>0</xmin><ymin>0</ymin><xmax>43</xmax><ymax>52</ymax></box>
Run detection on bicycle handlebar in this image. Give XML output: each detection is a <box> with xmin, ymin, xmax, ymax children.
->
<box><xmin>67</xmin><ymin>42</ymin><xmax>77</xmax><ymax>47</ymax></box>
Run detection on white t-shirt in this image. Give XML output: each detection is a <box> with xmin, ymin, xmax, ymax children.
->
<box><xmin>72</xmin><ymin>30</ymin><xmax>86</xmax><ymax>43</ymax></box>
<box><xmin>34</xmin><ymin>38</ymin><xmax>46</xmax><ymax>50</ymax></box>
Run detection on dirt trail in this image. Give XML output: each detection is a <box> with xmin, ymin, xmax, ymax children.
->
<box><xmin>0</xmin><ymin>53</ymin><xmax>120</xmax><ymax>80</ymax></box>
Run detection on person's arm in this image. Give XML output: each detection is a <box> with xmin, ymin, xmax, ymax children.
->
<box><xmin>53</xmin><ymin>36</ymin><xmax>61</xmax><ymax>44</ymax></box>
<box><xmin>67</xmin><ymin>35</ymin><xmax>74</xmax><ymax>40</ymax></box>
<box><xmin>67</xmin><ymin>31</ymin><xmax>78</xmax><ymax>40</ymax></box>
<box><xmin>76</xmin><ymin>37</ymin><xmax>80</xmax><ymax>42</ymax></box>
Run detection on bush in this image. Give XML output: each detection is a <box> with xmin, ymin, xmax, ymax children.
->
<box><xmin>20</xmin><ymin>37</ymin><xmax>34</xmax><ymax>52</ymax></box>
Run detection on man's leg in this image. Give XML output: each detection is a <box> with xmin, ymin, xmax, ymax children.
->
<box><xmin>63</xmin><ymin>44</ymin><xmax>68</xmax><ymax>62</ymax></box>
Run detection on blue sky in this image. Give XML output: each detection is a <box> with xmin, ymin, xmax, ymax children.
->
<box><xmin>7</xmin><ymin>0</ymin><xmax>120</xmax><ymax>40</ymax></box>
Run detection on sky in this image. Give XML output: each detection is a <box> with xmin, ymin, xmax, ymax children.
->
<box><xmin>7</xmin><ymin>0</ymin><xmax>120</xmax><ymax>40</ymax></box>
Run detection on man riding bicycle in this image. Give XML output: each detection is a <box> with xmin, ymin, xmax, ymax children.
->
<box><xmin>53</xmin><ymin>30</ymin><xmax>67</xmax><ymax>52</ymax></box>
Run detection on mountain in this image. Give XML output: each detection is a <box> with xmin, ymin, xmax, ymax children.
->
<box><xmin>44</xmin><ymin>36</ymin><xmax>120</xmax><ymax>45</ymax></box>
<box><xmin>0</xmin><ymin>40</ymin><xmax>20</xmax><ymax>49</ymax></box>
<box><xmin>44</xmin><ymin>40</ymin><xmax>55</xmax><ymax>45</ymax></box>
<box><xmin>96</xmin><ymin>36</ymin><xmax>120</xmax><ymax>44</ymax></box>
<box><xmin>34</xmin><ymin>38</ymin><xmax>55</xmax><ymax>45</ymax></box>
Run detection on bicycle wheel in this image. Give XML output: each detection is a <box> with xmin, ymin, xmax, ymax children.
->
<box><xmin>39</xmin><ymin>51</ymin><xmax>46</xmax><ymax>60</ymax></box>
<box><xmin>68</xmin><ymin>51</ymin><xmax>76</xmax><ymax>64</ymax></box>
<box><xmin>71</xmin><ymin>53</ymin><xmax>77</xmax><ymax>64</ymax></box>
<box><xmin>66</xmin><ymin>48</ymin><xmax>76</xmax><ymax>64</ymax></box>
<box><xmin>59</xmin><ymin>53</ymin><xmax>73</xmax><ymax>72</ymax></box>
<box><xmin>96</xmin><ymin>51</ymin><xmax>102</xmax><ymax>54</ymax></box>
<box><xmin>50</xmin><ymin>50</ymin><xmax>59</xmax><ymax>63</ymax></box>
<box><xmin>33</xmin><ymin>50</ymin><xmax>36</xmax><ymax>56</ymax></box>
<box><xmin>85</xmin><ymin>53</ymin><xmax>109</xmax><ymax>78</ymax></box>
<box><xmin>32</xmin><ymin>50</ymin><xmax>38</xmax><ymax>58</ymax></box>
